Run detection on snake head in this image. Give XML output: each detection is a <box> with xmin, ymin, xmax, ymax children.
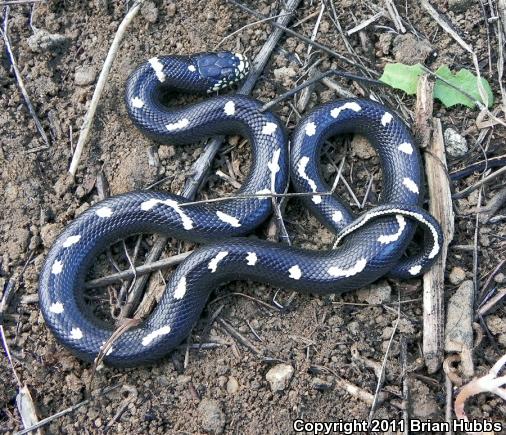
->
<box><xmin>192</xmin><ymin>51</ymin><xmax>250</xmax><ymax>93</ymax></box>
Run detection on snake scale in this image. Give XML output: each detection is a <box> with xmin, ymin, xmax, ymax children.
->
<box><xmin>39</xmin><ymin>52</ymin><xmax>443</xmax><ymax>367</ymax></box>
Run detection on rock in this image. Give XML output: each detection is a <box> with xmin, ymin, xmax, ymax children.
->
<box><xmin>351</xmin><ymin>134</ymin><xmax>375</xmax><ymax>159</ymax></box>
<box><xmin>486</xmin><ymin>315</ymin><xmax>506</xmax><ymax>335</ymax></box>
<box><xmin>27</xmin><ymin>28</ymin><xmax>68</xmax><ymax>53</ymax></box>
<box><xmin>166</xmin><ymin>2</ymin><xmax>177</xmax><ymax>17</ymax></box>
<box><xmin>444</xmin><ymin>128</ymin><xmax>468</xmax><ymax>157</ymax></box>
<box><xmin>75</xmin><ymin>66</ymin><xmax>97</xmax><ymax>86</ymax></box>
<box><xmin>273</xmin><ymin>66</ymin><xmax>297</xmax><ymax>86</ymax></box>
<box><xmin>393</xmin><ymin>33</ymin><xmax>433</xmax><ymax>65</ymax></box>
<box><xmin>449</xmin><ymin>0</ymin><xmax>474</xmax><ymax>13</ymax></box>
<box><xmin>197</xmin><ymin>399</ymin><xmax>225</xmax><ymax>434</ymax></box>
<box><xmin>494</xmin><ymin>273</ymin><xmax>505</xmax><ymax>284</ymax></box>
<box><xmin>40</xmin><ymin>223</ymin><xmax>64</xmax><ymax>248</ymax></box>
<box><xmin>141</xmin><ymin>1</ymin><xmax>158</xmax><ymax>23</ymax></box>
<box><xmin>449</xmin><ymin>266</ymin><xmax>466</xmax><ymax>285</ymax></box>
<box><xmin>158</xmin><ymin>145</ymin><xmax>175</xmax><ymax>160</ymax></box>
<box><xmin>356</xmin><ymin>281</ymin><xmax>391</xmax><ymax>304</ymax></box>
<box><xmin>265</xmin><ymin>364</ymin><xmax>294</xmax><ymax>392</ymax></box>
<box><xmin>347</xmin><ymin>321</ymin><xmax>360</xmax><ymax>335</ymax></box>
<box><xmin>226</xmin><ymin>376</ymin><xmax>239</xmax><ymax>394</ymax></box>
<box><xmin>445</xmin><ymin>280</ymin><xmax>474</xmax><ymax>376</ymax></box>
<box><xmin>410</xmin><ymin>379</ymin><xmax>440</xmax><ymax>418</ymax></box>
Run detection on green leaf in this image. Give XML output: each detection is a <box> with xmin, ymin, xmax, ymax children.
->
<box><xmin>379</xmin><ymin>63</ymin><xmax>425</xmax><ymax>95</ymax></box>
<box><xmin>433</xmin><ymin>65</ymin><xmax>494</xmax><ymax>108</ymax></box>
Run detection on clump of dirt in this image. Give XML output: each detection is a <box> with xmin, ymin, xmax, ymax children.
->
<box><xmin>1</xmin><ymin>0</ymin><xmax>505</xmax><ymax>433</ymax></box>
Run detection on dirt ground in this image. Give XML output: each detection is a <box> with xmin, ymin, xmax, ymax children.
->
<box><xmin>1</xmin><ymin>0</ymin><xmax>506</xmax><ymax>433</ymax></box>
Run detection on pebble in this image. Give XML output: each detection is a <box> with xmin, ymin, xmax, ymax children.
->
<box><xmin>75</xmin><ymin>66</ymin><xmax>97</xmax><ymax>86</ymax></box>
<box><xmin>494</xmin><ymin>273</ymin><xmax>505</xmax><ymax>284</ymax></box>
<box><xmin>226</xmin><ymin>376</ymin><xmax>239</xmax><ymax>394</ymax></box>
<box><xmin>265</xmin><ymin>364</ymin><xmax>294</xmax><ymax>392</ymax></box>
<box><xmin>449</xmin><ymin>266</ymin><xmax>466</xmax><ymax>285</ymax></box>
<box><xmin>40</xmin><ymin>222</ymin><xmax>64</xmax><ymax>248</ymax></box>
<box><xmin>166</xmin><ymin>2</ymin><xmax>177</xmax><ymax>17</ymax></box>
<box><xmin>141</xmin><ymin>1</ymin><xmax>158</xmax><ymax>23</ymax></box>
<box><xmin>157</xmin><ymin>145</ymin><xmax>175</xmax><ymax>161</ymax></box>
<box><xmin>197</xmin><ymin>398</ymin><xmax>226</xmax><ymax>434</ymax></box>
<box><xmin>486</xmin><ymin>315</ymin><xmax>506</xmax><ymax>335</ymax></box>
<box><xmin>410</xmin><ymin>379</ymin><xmax>440</xmax><ymax>418</ymax></box>
<box><xmin>351</xmin><ymin>134</ymin><xmax>375</xmax><ymax>159</ymax></box>
<box><xmin>393</xmin><ymin>33</ymin><xmax>433</xmax><ymax>65</ymax></box>
<box><xmin>347</xmin><ymin>320</ymin><xmax>360</xmax><ymax>335</ymax></box>
<box><xmin>356</xmin><ymin>281</ymin><xmax>391</xmax><ymax>304</ymax></box>
<box><xmin>27</xmin><ymin>28</ymin><xmax>68</xmax><ymax>53</ymax></box>
<box><xmin>444</xmin><ymin>128</ymin><xmax>468</xmax><ymax>157</ymax></box>
<box><xmin>273</xmin><ymin>66</ymin><xmax>297</xmax><ymax>85</ymax></box>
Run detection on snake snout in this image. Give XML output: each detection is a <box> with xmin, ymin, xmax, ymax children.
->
<box><xmin>195</xmin><ymin>51</ymin><xmax>250</xmax><ymax>92</ymax></box>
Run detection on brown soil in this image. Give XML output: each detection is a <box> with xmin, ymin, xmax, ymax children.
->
<box><xmin>1</xmin><ymin>0</ymin><xmax>505</xmax><ymax>434</ymax></box>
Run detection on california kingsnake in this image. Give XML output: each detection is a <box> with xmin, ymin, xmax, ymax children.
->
<box><xmin>39</xmin><ymin>52</ymin><xmax>443</xmax><ymax>367</ymax></box>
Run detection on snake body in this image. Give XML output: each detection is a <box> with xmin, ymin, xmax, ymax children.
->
<box><xmin>39</xmin><ymin>52</ymin><xmax>442</xmax><ymax>367</ymax></box>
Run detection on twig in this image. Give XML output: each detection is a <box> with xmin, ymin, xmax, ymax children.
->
<box><xmin>423</xmin><ymin>118</ymin><xmax>455</xmax><ymax>374</ymax></box>
<box><xmin>454</xmin><ymin>166</ymin><xmax>506</xmax><ymax>199</ymax></box>
<box><xmin>346</xmin><ymin>12</ymin><xmax>383</xmax><ymax>36</ymax></box>
<box><xmin>0</xmin><ymin>0</ymin><xmax>44</xmax><ymax>4</ymax></box>
<box><xmin>1</xmin><ymin>7</ymin><xmax>49</xmax><ymax>148</ymax></box>
<box><xmin>218</xmin><ymin>318</ymin><xmax>261</xmax><ymax>355</ymax></box>
<box><xmin>68</xmin><ymin>0</ymin><xmax>145</xmax><ymax>176</ymax></box>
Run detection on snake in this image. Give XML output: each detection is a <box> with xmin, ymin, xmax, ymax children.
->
<box><xmin>39</xmin><ymin>51</ymin><xmax>443</xmax><ymax>367</ymax></box>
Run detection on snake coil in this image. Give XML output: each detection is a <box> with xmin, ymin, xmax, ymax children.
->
<box><xmin>39</xmin><ymin>52</ymin><xmax>443</xmax><ymax>367</ymax></box>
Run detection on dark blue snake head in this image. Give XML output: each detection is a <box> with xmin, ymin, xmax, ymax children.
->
<box><xmin>192</xmin><ymin>51</ymin><xmax>250</xmax><ymax>93</ymax></box>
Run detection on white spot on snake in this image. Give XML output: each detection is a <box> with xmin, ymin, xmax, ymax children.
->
<box><xmin>398</xmin><ymin>142</ymin><xmax>414</xmax><ymax>155</ymax></box>
<box><xmin>328</xmin><ymin>258</ymin><xmax>367</xmax><ymax>278</ymax></box>
<box><xmin>208</xmin><ymin>251</ymin><xmax>228</xmax><ymax>273</ymax></box>
<box><xmin>166</xmin><ymin>118</ymin><xmax>190</xmax><ymax>131</ymax></box>
<box><xmin>131</xmin><ymin>97</ymin><xmax>144</xmax><ymax>109</ymax></box>
<box><xmin>381</xmin><ymin>112</ymin><xmax>393</xmax><ymax>126</ymax></box>
<box><xmin>142</xmin><ymin>325</ymin><xmax>171</xmax><ymax>346</ymax></box>
<box><xmin>224</xmin><ymin>100</ymin><xmax>235</xmax><ymax>116</ymax></box>
<box><xmin>246</xmin><ymin>252</ymin><xmax>257</xmax><ymax>266</ymax></box>
<box><xmin>49</xmin><ymin>302</ymin><xmax>64</xmax><ymax>314</ymax></box>
<box><xmin>62</xmin><ymin>235</ymin><xmax>81</xmax><ymax>248</ymax></box>
<box><xmin>262</xmin><ymin>122</ymin><xmax>277</xmax><ymax>135</ymax></box>
<box><xmin>288</xmin><ymin>265</ymin><xmax>302</xmax><ymax>280</ymax></box>
<box><xmin>96</xmin><ymin>207</ymin><xmax>113</xmax><ymax>218</ymax></box>
<box><xmin>216</xmin><ymin>211</ymin><xmax>241</xmax><ymax>227</ymax></box>
<box><xmin>174</xmin><ymin>277</ymin><xmax>186</xmax><ymax>300</ymax></box>
<box><xmin>149</xmin><ymin>57</ymin><xmax>166</xmax><ymax>82</ymax></box>
<box><xmin>70</xmin><ymin>327</ymin><xmax>83</xmax><ymax>340</ymax></box>
<box><xmin>267</xmin><ymin>148</ymin><xmax>281</xmax><ymax>193</ymax></box>
<box><xmin>140</xmin><ymin>198</ymin><xmax>194</xmax><ymax>230</ymax></box>
<box><xmin>403</xmin><ymin>177</ymin><xmax>419</xmax><ymax>194</ymax></box>
<box><xmin>305</xmin><ymin>121</ymin><xmax>316</xmax><ymax>136</ymax></box>
<box><xmin>51</xmin><ymin>260</ymin><xmax>63</xmax><ymax>275</ymax></box>
<box><xmin>409</xmin><ymin>265</ymin><xmax>422</xmax><ymax>276</ymax></box>
<box><xmin>377</xmin><ymin>215</ymin><xmax>406</xmax><ymax>244</ymax></box>
<box><xmin>330</xmin><ymin>101</ymin><xmax>362</xmax><ymax>118</ymax></box>
<box><xmin>297</xmin><ymin>156</ymin><xmax>321</xmax><ymax>204</ymax></box>
<box><xmin>332</xmin><ymin>211</ymin><xmax>343</xmax><ymax>223</ymax></box>
<box><xmin>188</xmin><ymin>64</ymin><xmax>196</xmax><ymax>72</ymax></box>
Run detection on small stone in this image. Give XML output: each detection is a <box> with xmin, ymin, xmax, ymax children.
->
<box><xmin>393</xmin><ymin>33</ymin><xmax>433</xmax><ymax>65</ymax></box>
<box><xmin>356</xmin><ymin>281</ymin><xmax>391</xmax><ymax>304</ymax></box>
<box><xmin>351</xmin><ymin>134</ymin><xmax>375</xmax><ymax>159</ymax></box>
<box><xmin>157</xmin><ymin>145</ymin><xmax>175</xmax><ymax>160</ymax></box>
<box><xmin>265</xmin><ymin>364</ymin><xmax>294</xmax><ymax>392</ymax></box>
<box><xmin>75</xmin><ymin>66</ymin><xmax>97</xmax><ymax>86</ymax></box>
<box><xmin>486</xmin><ymin>315</ymin><xmax>506</xmax><ymax>335</ymax></box>
<box><xmin>166</xmin><ymin>2</ymin><xmax>177</xmax><ymax>17</ymax></box>
<box><xmin>197</xmin><ymin>398</ymin><xmax>225</xmax><ymax>434</ymax></box>
<box><xmin>273</xmin><ymin>66</ymin><xmax>297</xmax><ymax>85</ymax></box>
<box><xmin>27</xmin><ymin>28</ymin><xmax>68</xmax><ymax>53</ymax></box>
<box><xmin>141</xmin><ymin>1</ymin><xmax>158</xmax><ymax>23</ymax></box>
<box><xmin>494</xmin><ymin>273</ymin><xmax>505</xmax><ymax>284</ymax></box>
<box><xmin>40</xmin><ymin>223</ymin><xmax>64</xmax><ymax>248</ymax></box>
<box><xmin>444</xmin><ymin>128</ymin><xmax>468</xmax><ymax>157</ymax></box>
<box><xmin>347</xmin><ymin>320</ymin><xmax>360</xmax><ymax>335</ymax></box>
<box><xmin>410</xmin><ymin>379</ymin><xmax>440</xmax><ymax>418</ymax></box>
<box><xmin>449</xmin><ymin>266</ymin><xmax>466</xmax><ymax>285</ymax></box>
<box><xmin>94</xmin><ymin>418</ymin><xmax>102</xmax><ymax>428</ymax></box>
<box><xmin>226</xmin><ymin>376</ymin><xmax>239</xmax><ymax>394</ymax></box>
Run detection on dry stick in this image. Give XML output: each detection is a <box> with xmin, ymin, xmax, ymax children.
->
<box><xmin>1</xmin><ymin>7</ymin><xmax>49</xmax><ymax>148</ymax></box>
<box><xmin>68</xmin><ymin>0</ymin><xmax>145</xmax><ymax>176</ymax></box>
<box><xmin>453</xmin><ymin>165</ymin><xmax>506</xmax><ymax>199</ymax></box>
<box><xmin>0</xmin><ymin>0</ymin><xmax>44</xmax><ymax>4</ymax></box>
<box><xmin>423</xmin><ymin>117</ymin><xmax>455</xmax><ymax>374</ymax></box>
